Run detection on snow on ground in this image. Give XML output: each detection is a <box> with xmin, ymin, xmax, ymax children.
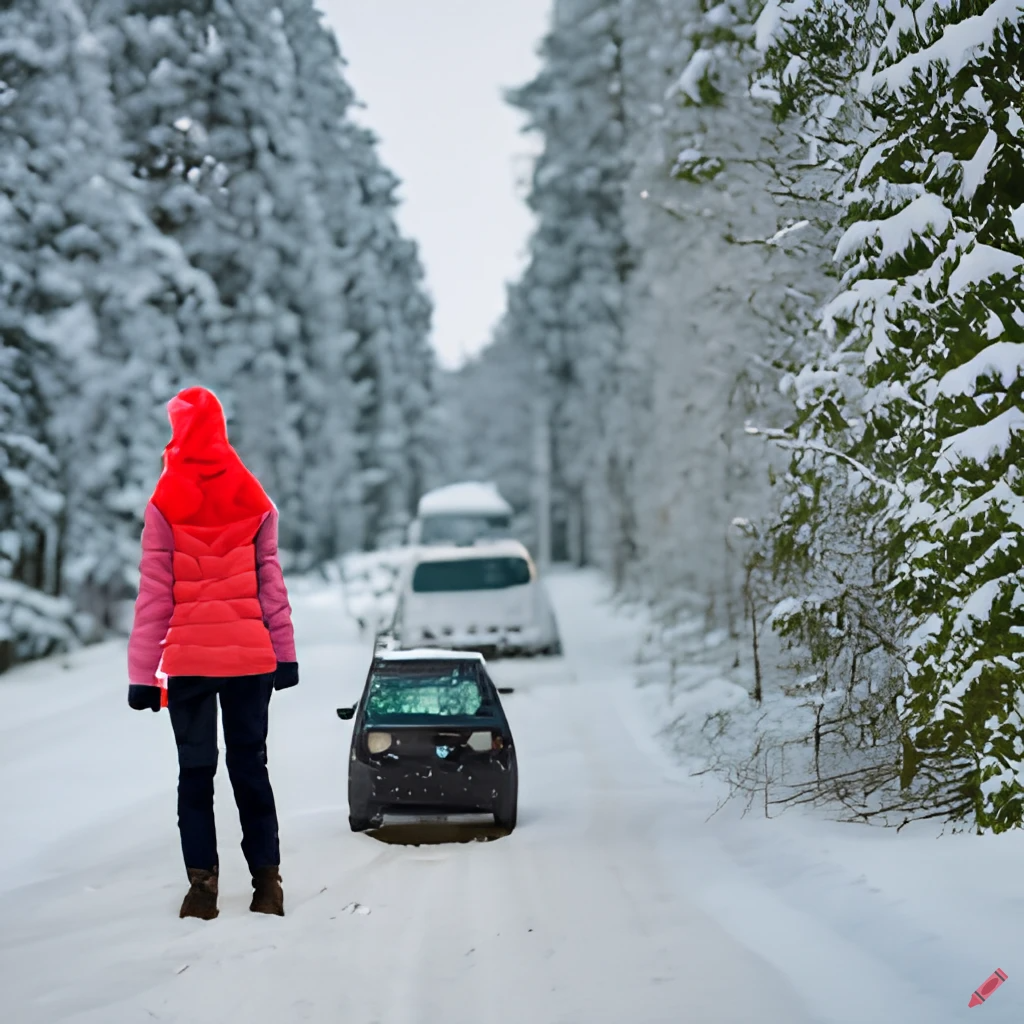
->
<box><xmin>333</xmin><ymin>546</ymin><xmax>413</xmax><ymax>635</ymax></box>
<box><xmin>0</xmin><ymin>566</ymin><xmax>1021</xmax><ymax>1022</ymax></box>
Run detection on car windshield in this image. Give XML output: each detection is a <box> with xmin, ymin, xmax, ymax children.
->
<box><xmin>412</xmin><ymin>556</ymin><xmax>530</xmax><ymax>593</ymax></box>
<box><xmin>364</xmin><ymin>663</ymin><xmax>496</xmax><ymax>724</ymax></box>
<box><xmin>419</xmin><ymin>514</ymin><xmax>510</xmax><ymax>545</ymax></box>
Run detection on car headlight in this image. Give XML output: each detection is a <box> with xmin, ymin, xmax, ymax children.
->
<box><xmin>366</xmin><ymin>731</ymin><xmax>393</xmax><ymax>754</ymax></box>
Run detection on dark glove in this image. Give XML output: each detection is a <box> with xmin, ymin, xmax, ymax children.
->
<box><xmin>273</xmin><ymin>662</ymin><xmax>299</xmax><ymax>691</ymax></box>
<box><xmin>128</xmin><ymin>684</ymin><xmax>162</xmax><ymax>712</ymax></box>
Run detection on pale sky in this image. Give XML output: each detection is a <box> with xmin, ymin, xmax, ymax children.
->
<box><xmin>317</xmin><ymin>1</ymin><xmax>552</xmax><ymax>370</ymax></box>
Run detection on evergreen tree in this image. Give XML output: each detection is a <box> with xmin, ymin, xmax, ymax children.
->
<box><xmin>0</xmin><ymin>0</ymin><xmax>438</xmax><ymax>668</ymax></box>
<box><xmin>100</xmin><ymin>0</ymin><xmax>436</xmax><ymax>556</ymax></box>
<box><xmin>98</xmin><ymin>0</ymin><xmax>355</xmax><ymax>560</ymax></box>
<box><xmin>2</xmin><ymin>0</ymin><xmax>221</xmax><ymax>638</ymax></box>
<box><xmin>761</xmin><ymin>0</ymin><xmax>1024</xmax><ymax>826</ymax></box>
<box><xmin>506</xmin><ymin>0</ymin><xmax>634</xmax><ymax>570</ymax></box>
<box><xmin>0</xmin><ymin>332</ymin><xmax>71</xmax><ymax>667</ymax></box>
<box><xmin>277</xmin><ymin>0</ymin><xmax>440</xmax><ymax>550</ymax></box>
<box><xmin>859</xmin><ymin>7</ymin><xmax>1024</xmax><ymax>829</ymax></box>
<box><xmin>338</xmin><ymin>123</ymin><xmax>436</xmax><ymax>549</ymax></box>
<box><xmin>443</xmin><ymin>316</ymin><xmax>538</xmax><ymax>545</ymax></box>
<box><xmin>0</xmin><ymin>8</ymin><xmax>73</xmax><ymax>666</ymax></box>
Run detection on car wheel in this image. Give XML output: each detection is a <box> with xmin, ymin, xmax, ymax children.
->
<box><xmin>493</xmin><ymin>785</ymin><xmax>518</xmax><ymax>833</ymax></box>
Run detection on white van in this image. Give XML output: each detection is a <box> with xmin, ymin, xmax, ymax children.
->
<box><xmin>390</xmin><ymin>540</ymin><xmax>562</xmax><ymax>658</ymax></box>
<box><xmin>407</xmin><ymin>482</ymin><xmax>514</xmax><ymax>547</ymax></box>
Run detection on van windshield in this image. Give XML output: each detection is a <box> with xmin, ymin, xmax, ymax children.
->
<box><xmin>412</xmin><ymin>556</ymin><xmax>531</xmax><ymax>593</ymax></box>
<box><xmin>419</xmin><ymin>513</ymin><xmax>510</xmax><ymax>545</ymax></box>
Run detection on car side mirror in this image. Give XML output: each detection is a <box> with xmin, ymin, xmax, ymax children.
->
<box><xmin>336</xmin><ymin>706</ymin><xmax>356</xmax><ymax>720</ymax></box>
<box><xmin>497</xmin><ymin>687</ymin><xmax>515</xmax><ymax>695</ymax></box>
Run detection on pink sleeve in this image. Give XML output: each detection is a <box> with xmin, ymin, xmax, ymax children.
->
<box><xmin>127</xmin><ymin>504</ymin><xmax>174</xmax><ymax>686</ymax></box>
<box><xmin>256</xmin><ymin>510</ymin><xmax>297</xmax><ymax>662</ymax></box>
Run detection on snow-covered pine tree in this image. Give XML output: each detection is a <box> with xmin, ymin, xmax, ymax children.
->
<box><xmin>275</xmin><ymin>0</ymin><xmax>441</xmax><ymax>551</ymax></box>
<box><xmin>746</xmin><ymin>0</ymin><xmax>950</xmax><ymax>818</ymax></box>
<box><xmin>98</xmin><ymin>0</ymin><xmax>358</xmax><ymax>562</ymax></box>
<box><xmin>0</xmin><ymin>10</ymin><xmax>74</xmax><ymax>667</ymax></box>
<box><xmin>101</xmin><ymin>0</ymin><xmax>436</xmax><ymax>556</ymax></box>
<box><xmin>858</xmin><ymin>5</ymin><xmax>1024</xmax><ymax>829</ymax></box>
<box><xmin>336</xmin><ymin>120</ymin><xmax>437</xmax><ymax>549</ymax></box>
<box><xmin>530</xmin><ymin>0</ymin><xmax>827</xmax><ymax>654</ymax></box>
<box><xmin>442</xmin><ymin>314</ymin><xmax>538</xmax><ymax>546</ymax></box>
<box><xmin>1</xmin><ymin>0</ymin><xmax>221</xmax><ymax>640</ymax></box>
<box><xmin>384</xmin><ymin>237</ymin><xmax>439</xmax><ymax>535</ymax></box>
<box><xmin>0</xmin><ymin>333</ymin><xmax>72</xmax><ymax>668</ymax></box>
<box><xmin>506</xmin><ymin>0</ymin><xmax>635</xmax><ymax>571</ymax></box>
<box><xmin>760</xmin><ymin>0</ymin><xmax>1024</xmax><ymax>826</ymax></box>
<box><xmin>273</xmin><ymin>0</ymin><xmax>374</xmax><ymax>552</ymax></box>
<box><xmin>261</xmin><ymin>0</ymin><xmax>362</xmax><ymax>565</ymax></box>
<box><xmin>689</xmin><ymin>0</ymin><xmax>913</xmax><ymax>815</ymax></box>
<box><xmin>97</xmin><ymin>0</ymin><xmax>299</xmax><ymax>535</ymax></box>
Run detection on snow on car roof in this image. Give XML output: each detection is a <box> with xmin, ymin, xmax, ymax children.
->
<box><xmin>411</xmin><ymin>538</ymin><xmax>531</xmax><ymax>563</ymax></box>
<box><xmin>375</xmin><ymin>648</ymin><xmax>485</xmax><ymax>663</ymax></box>
<box><xmin>416</xmin><ymin>482</ymin><xmax>513</xmax><ymax>517</ymax></box>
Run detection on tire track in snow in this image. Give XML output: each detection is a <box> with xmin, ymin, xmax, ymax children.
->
<box><xmin>568</xmin><ymin>676</ymin><xmax>814</xmax><ymax>1023</ymax></box>
<box><xmin>374</xmin><ymin>845</ymin><xmax>466</xmax><ymax>1024</ymax></box>
<box><xmin>397</xmin><ymin>844</ymin><xmax>511</xmax><ymax>1024</ymax></box>
<box><xmin>460</xmin><ymin>836</ymin><xmax>570</xmax><ymax>1024</ymax></box>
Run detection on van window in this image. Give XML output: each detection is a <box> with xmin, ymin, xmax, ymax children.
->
<box><xmin>412</xmin><ymin>556</ymin><xmax>531</xmax><ymax>593</ymax></box>
<box><xmin>419</xmin><ymin>513</ymin><xmax>511</xmax><ymax>546</ymax></box>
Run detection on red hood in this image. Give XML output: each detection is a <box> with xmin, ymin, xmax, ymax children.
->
<box><xmin>151</xmin><ymin>387</ymin><xmax>274</xmax><ymax>527</ymax></box>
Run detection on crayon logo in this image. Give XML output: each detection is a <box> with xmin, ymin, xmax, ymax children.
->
<box><xmin>969</xmin><ymin>968</ymin><xmax>1007</xmax><ymax>1007</ymax></box>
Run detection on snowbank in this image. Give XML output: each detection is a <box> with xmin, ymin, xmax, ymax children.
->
<box><xmin>335</xmin><ymin>547</ymin><xmax>414</xmax><ymax>634</ymax></box>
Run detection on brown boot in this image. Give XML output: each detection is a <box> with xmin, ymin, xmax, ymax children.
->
<box><xmin>179</xmin><ymin>867</ymin><xmax>219</xmax><ymax>920</ymax></box>
<box><xmin>249</xmin><ymin>866</ymin><xmax>284</xmax><ymax>916</ymax></box>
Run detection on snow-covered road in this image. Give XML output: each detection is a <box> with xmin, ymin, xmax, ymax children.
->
<box><xmin>1</xmin><ymin>570</ymin><xmax>1019</xmax><ymax>1023</ymax></box>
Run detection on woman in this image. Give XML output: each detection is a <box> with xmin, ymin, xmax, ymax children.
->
<box><xmin>127</xmin><ymin>386</ymin><xmax>298</xmax><ymax>921</ymax></box>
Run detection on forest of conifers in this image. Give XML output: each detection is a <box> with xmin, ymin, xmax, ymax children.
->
<box><xmin>2</xmin><ymin>0</ymin><xmax>1022</xmax><ymax>829</ymax></box>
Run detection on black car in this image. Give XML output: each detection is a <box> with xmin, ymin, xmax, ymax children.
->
<box><xmin>337</xmin><ymin>649</ymin><xmax>518</xmax><ymax>833</ymax></box>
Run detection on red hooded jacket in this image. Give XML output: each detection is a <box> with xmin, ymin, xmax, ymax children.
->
<box><xmin>127</xmin><ymin>387</ymin><xmax>296</xmax><ymax>696</ymax></box>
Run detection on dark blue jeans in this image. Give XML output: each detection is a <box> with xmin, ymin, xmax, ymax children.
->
<box><xmin>167</xmin><ymin>673</ymin><xmax>280</xmax><ymax>873</ymax></box>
